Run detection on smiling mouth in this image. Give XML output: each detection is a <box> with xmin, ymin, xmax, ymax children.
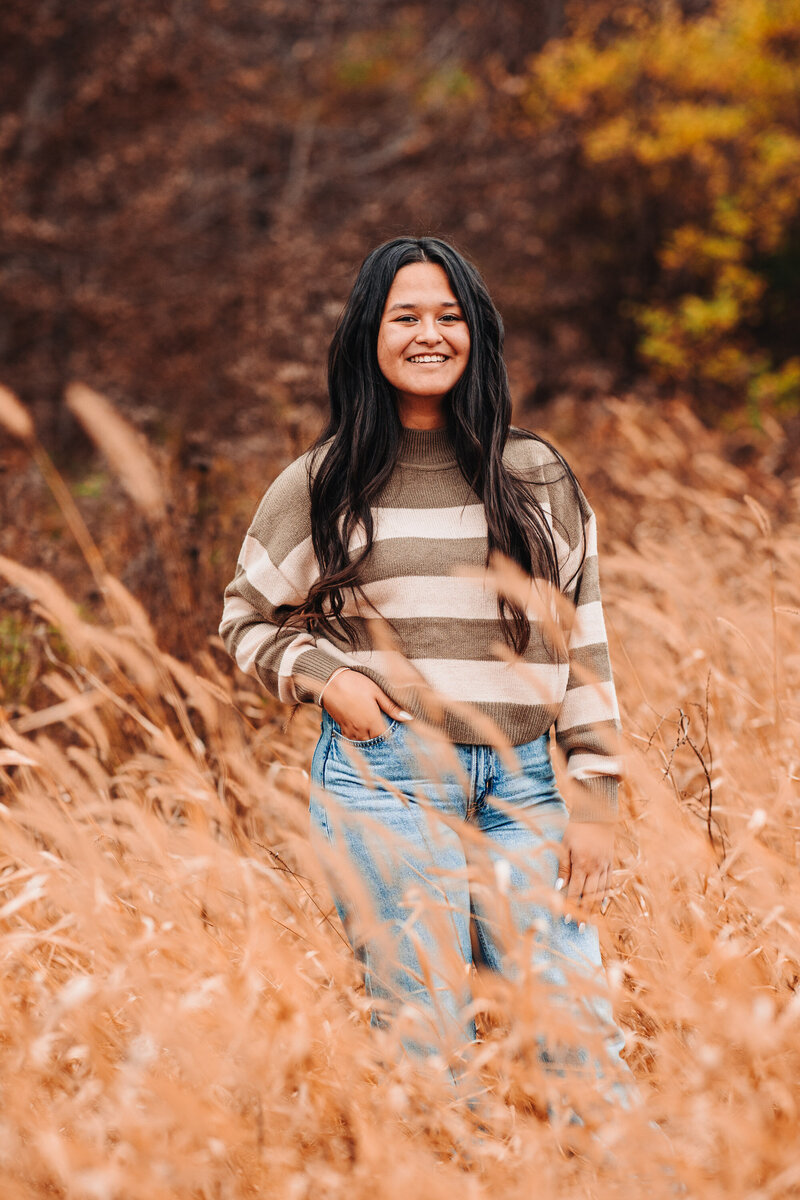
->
<box><xmin>407</xmin><ymin>354</ymin><xmax>449</xmax><ymax>363</ymax></box>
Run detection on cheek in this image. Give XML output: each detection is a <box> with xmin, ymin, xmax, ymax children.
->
<box><xmin>376</xmin><ymin>330</ymin><xmax>400</xmax><ymax>380</ymax></box>
<box><xmin>453</xmin><ymin>331</ymin><xmax>471</xmax><ymax>368</ymax></box>
<box><xmin>378</xmin><ymin>327</ymin><xmax>404</xmax><ymax>362</ymax></box>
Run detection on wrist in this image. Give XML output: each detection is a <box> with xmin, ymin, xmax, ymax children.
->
<box><xmin>317</xmin><ymin>666</ymin><xmax>352</xmax><ymax>708</ymax></box>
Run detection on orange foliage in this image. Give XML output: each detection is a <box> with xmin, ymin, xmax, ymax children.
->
<box><xmin>524</xmin><ymin>0</ymin><xmax>800</xmax><ymax>423</ymax></box>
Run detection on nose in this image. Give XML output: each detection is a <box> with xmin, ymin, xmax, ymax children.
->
<box><xmin>414</xmin><ymin>316</ymin><xmax>443</xmax><ymax>345</ymax></box>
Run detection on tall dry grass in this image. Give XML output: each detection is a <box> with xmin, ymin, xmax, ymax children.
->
<box><xmin>0</xmin><ymin>386</ymin><xmax>798</xmax><ymax>1198</ymax></box>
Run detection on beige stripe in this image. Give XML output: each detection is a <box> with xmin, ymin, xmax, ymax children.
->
<box><xmin>557</xmin><ymin>680</ymin><xmax>620</xmax><ymax>730</ymax></box>
<box><xmin>313</xmin><ymin>637</ymin><xmax>567</xmax><ymax>704</ymax></box>
<box><xmin>233</xmin><ymin>552</ymin><xmax>597</xmax><ymax>628</ymax></box>
<box><xmin>224</xmin><ymin>580</ymin><xmax>601</xmax><ymax>670</ymax></box>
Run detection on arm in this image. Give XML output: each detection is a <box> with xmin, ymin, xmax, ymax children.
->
<box><xmin>220</xmin><ymin>455</ymin><xmax>415</xmax><ymax>735</ymax></box>
<box><xmin>554</xmin><ymin>489</ymin><xmax>624</xmax><ymax>824</ymax></box>
<box><xmin>552</xmin><ymin>485</ymin><xmax>624</xmax><ymax>918</ymax></box>
<box><xmin>219</xmin><ymin>458</ymin><xmax>352</xmax><ymax>706</ymax></box>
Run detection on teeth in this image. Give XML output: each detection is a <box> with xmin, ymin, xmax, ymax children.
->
<box><xmin>408</xmin><ymin>355</ymin><xmax>447</xmax><ymax>363</ymax></box>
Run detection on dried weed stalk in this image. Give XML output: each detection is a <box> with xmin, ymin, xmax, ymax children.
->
<box><xmin>0</xmin><ymin>397</ymin><xmax>798</xmax><ymax>1198</ymax></box>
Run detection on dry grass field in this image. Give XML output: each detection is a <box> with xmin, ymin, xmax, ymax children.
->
<box><xmin>1</xmin><ymin>387</ymin><xmax>798</xmax><ymax>1199</ymax></box>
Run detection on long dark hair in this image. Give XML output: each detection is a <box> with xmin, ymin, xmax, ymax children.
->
<box><xmin>276</xmin><ymin>235</ymin><xmax>586</xmax><ymax>658</ymax></box>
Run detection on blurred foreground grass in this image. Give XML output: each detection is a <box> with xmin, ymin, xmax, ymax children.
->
<box><xmin>0</xmin><ymin>387</ymin><xmax>799</xmax><ymax>1198</ymax></box>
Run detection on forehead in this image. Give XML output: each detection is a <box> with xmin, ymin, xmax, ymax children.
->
<box><xmin>383</xmin><ymin>261</ymin><xmax>458</xmax><ymax>307</ymax></box>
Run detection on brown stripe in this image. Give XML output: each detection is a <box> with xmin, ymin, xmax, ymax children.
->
<box><xmin>358</xmin><ymin>534</ymin><xmax>486</xmax><ymax>583</ymax></box>
<box><xmin>377</xmin><ymin>464</ymin><xmax>474</xmax><ymax>506</ymax></box>
<box><xmin>320</xmin><ymin>613</ymin><xmax>570</xmax><ymax>663</ymax></box>
<box><xmin>564</xmin><ymin>643</ymin><xmax>614</xmax><ymax>688</ymax></box>
<box><xmin>554</xmin><ymin>718</ymin><xmax>620</xmax><ymax>748</ymax></box>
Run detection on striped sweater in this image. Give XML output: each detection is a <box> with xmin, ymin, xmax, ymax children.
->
<box><xmin>220</xmin><ymin>424</ymin><xmax>623</xmax><ymax>821</ymax></box>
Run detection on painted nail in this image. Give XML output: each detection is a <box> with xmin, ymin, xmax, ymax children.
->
<box><xmin>397</xmin><ymin>711</ymin><xmax>414</xmax><ymax>720</ymax></box>
<box><xmin>578</xmin><ymin>922</ymin><xmax>586</xmax><ymax>934</ymax></box>
<box><xmin>563</xmin><ymin>913</ymin><xmax>572</xmax><ymax>925</ymax></box>
<box><xmin>554</xmin><ymin>878</ymin><xmax>565</xmax><ymax>892</ymax></box>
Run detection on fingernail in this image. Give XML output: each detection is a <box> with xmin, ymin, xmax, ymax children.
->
<box><xmin>397</xmin><ymin>711</ymin><xmax>413</xmax><ymax>721</ymax></box>
<box><xmin>554</xmin><ymin>878</ymin><xmax>565</xmax><ymax>892</ymax></box>
<box><xmin>578</xmin><ymin>922</ymin><xmax>586</xmax><ymax>934</ymax></box>
<box><xmin>563</xmin><ymin>913</ymin><xmax>571</xmax><ymax>925</ymax></box>
<box><xmin>600</xmin><ymin>898</ymin><xmax>610</xmax><ymax>915</ymax></box>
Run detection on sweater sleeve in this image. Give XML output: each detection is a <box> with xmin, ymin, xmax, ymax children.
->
<box><xmin>553</xmin><ymin>485</ymin><xmax>624</xmax><ymax>823</ymax></box>
<box><xmin>218</xmin><ymin>453</ymin><xmax>353</xmax><ymax>706</ymax></box>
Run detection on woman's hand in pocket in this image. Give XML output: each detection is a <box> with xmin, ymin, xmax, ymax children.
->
<box><xmin>322</xmin><ymin>669</ymin><xmax>413</xmax><ymax>740</ymax></box>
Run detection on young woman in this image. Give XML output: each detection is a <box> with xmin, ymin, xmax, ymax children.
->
<box><xmin>220</xmin><ymin>235</ymin><xmax>641</xmax><ymax>1123</ymax></box>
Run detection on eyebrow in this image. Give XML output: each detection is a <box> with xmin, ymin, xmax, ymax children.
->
<box><xmin>387</xmin><ymin>300</ymin><xmax>461</xmax><ymax>312</ymax></box>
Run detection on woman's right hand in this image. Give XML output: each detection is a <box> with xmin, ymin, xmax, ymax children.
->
<box><xmin>322</xmin><ymin>669</ymin><xmax>413</xmax><ymax>740</ymax></box>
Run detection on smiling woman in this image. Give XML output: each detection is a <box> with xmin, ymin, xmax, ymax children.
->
<box><xmin>220</xmin><ymin>235</ymin><xmax>641</xmax><ymax>1130</ymax></box>
<box><xmin>376</xmin><ymin>262</ymin><xmax>472</xmax><ymax>426</ymax></box>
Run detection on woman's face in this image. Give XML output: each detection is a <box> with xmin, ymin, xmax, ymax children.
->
<box><xmin>376</xmin><ymin>262</ymin><xmax>471</xmax><ymax>413</ymax></box>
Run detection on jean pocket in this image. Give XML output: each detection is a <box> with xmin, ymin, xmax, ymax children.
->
<box><xmin>330</xmin><ymin>715</ymin><xmax>401</xmax><ymax>748</ymax></box>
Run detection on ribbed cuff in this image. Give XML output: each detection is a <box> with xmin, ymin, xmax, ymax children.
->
<box><xmin>567</xmin><ymin>774</ymin><xmax>619</xmax><ymax>823</ymax></box>
<box><xmin>292</xmin><ymin>648</ymin><xmax>355</xmax><ymax>706</ymax></box>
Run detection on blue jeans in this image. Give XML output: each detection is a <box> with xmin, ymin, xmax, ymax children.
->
<box><xmin>309</xmin><ymin>708</ymin><xmax>641</xmax><ymax>1117</ymax></box>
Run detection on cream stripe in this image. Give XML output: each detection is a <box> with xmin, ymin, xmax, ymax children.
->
<box><xmin>241</xmin><ymin>512</ymin><xmax>491</xmax><ymax>609</ymax></box>
<box><xmin>560</xmin><ymin>542</ymin><xmax>584</xmax><ymax>582</ymax></box>
<box><xmin>534</xmin><ymin>499</ymin><xmax>575</xmax><ymax>574</ymax></box>
<box><xmin>410</xmin><ymin>658</ymin><xmax>565</xmax><ymax>706</ymax></box>
<box><xmin>220</xmin><ymin>594</ymin><xmax>256</xmax><ymax>629</ymax></box>
<box><xmin>365</xmin><ymin>504</ymin><xmax>488</xmax><ymax>543</ymax></box>
<box><xmin>313</xmin><ymin>638</ymin><xmax>567</xmax><ymax>704</ymax></box>
<box><xmin>234</xmin><ymin>621</ymin><xmax>320</xmax><ymax>704</ymax></box>
<box><xmin>244</xmin><ymin>504</ymin><xmax>581</xmax><ymax>609</ymax></box>
<box><xmin>567</xmin><ymin>752</ymin><xmax>624</xmax><ymax>780</ymax></box>
<box><xmin>240</xmin><ymin>534</ymin><xmax>319</xmax><ymax>606</ymax></box>
<box><xmin>338</xmin><ymin>576</ymin><xmax>584</xmax><ymax>623</ymax></box>
<box><xmin>225</xmin><ymin>571</ymin><xmax>601</xmax><ymax>643</ymax></box>
<box><xmin>344</xmin><ymin>576</ymin><xmax>501</xmax><ymax>620</ymax></box>
<box><xmin>557</xmin><ymin>680</ymin><xmax>620</xmax><ymax>730</ymax></box>
<box><xmin>234</xmin><ymin>624</ymin><xmax>274</xmax><ymax>677</ymax></box>
<box><xmin>569</xmin><ymin>600</ymin><xmax>607</xmax><ymax>649</ymax></box>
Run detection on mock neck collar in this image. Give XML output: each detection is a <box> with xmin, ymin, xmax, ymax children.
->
<box><xmin>397</xmin><ymin>423</ymin><xmax>458</xmax><ymax>467</ymax></box>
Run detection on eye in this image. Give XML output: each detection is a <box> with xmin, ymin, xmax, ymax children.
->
<box><xmin>440</xmin><ymin>314</ymin><xmax>461</xmax><ymax>322</ymax></box>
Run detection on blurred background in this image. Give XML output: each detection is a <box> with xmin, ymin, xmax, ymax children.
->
<box><xmin>2</xmin><ymin>0</ymin><xmax>799</xmax><ymax>657</ymax></box>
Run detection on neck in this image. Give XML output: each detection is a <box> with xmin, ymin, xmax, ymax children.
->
<box><xmin>396</xmin><ymin>397</ymin><xmax>447</xmax><ymax>430</ymax></box>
